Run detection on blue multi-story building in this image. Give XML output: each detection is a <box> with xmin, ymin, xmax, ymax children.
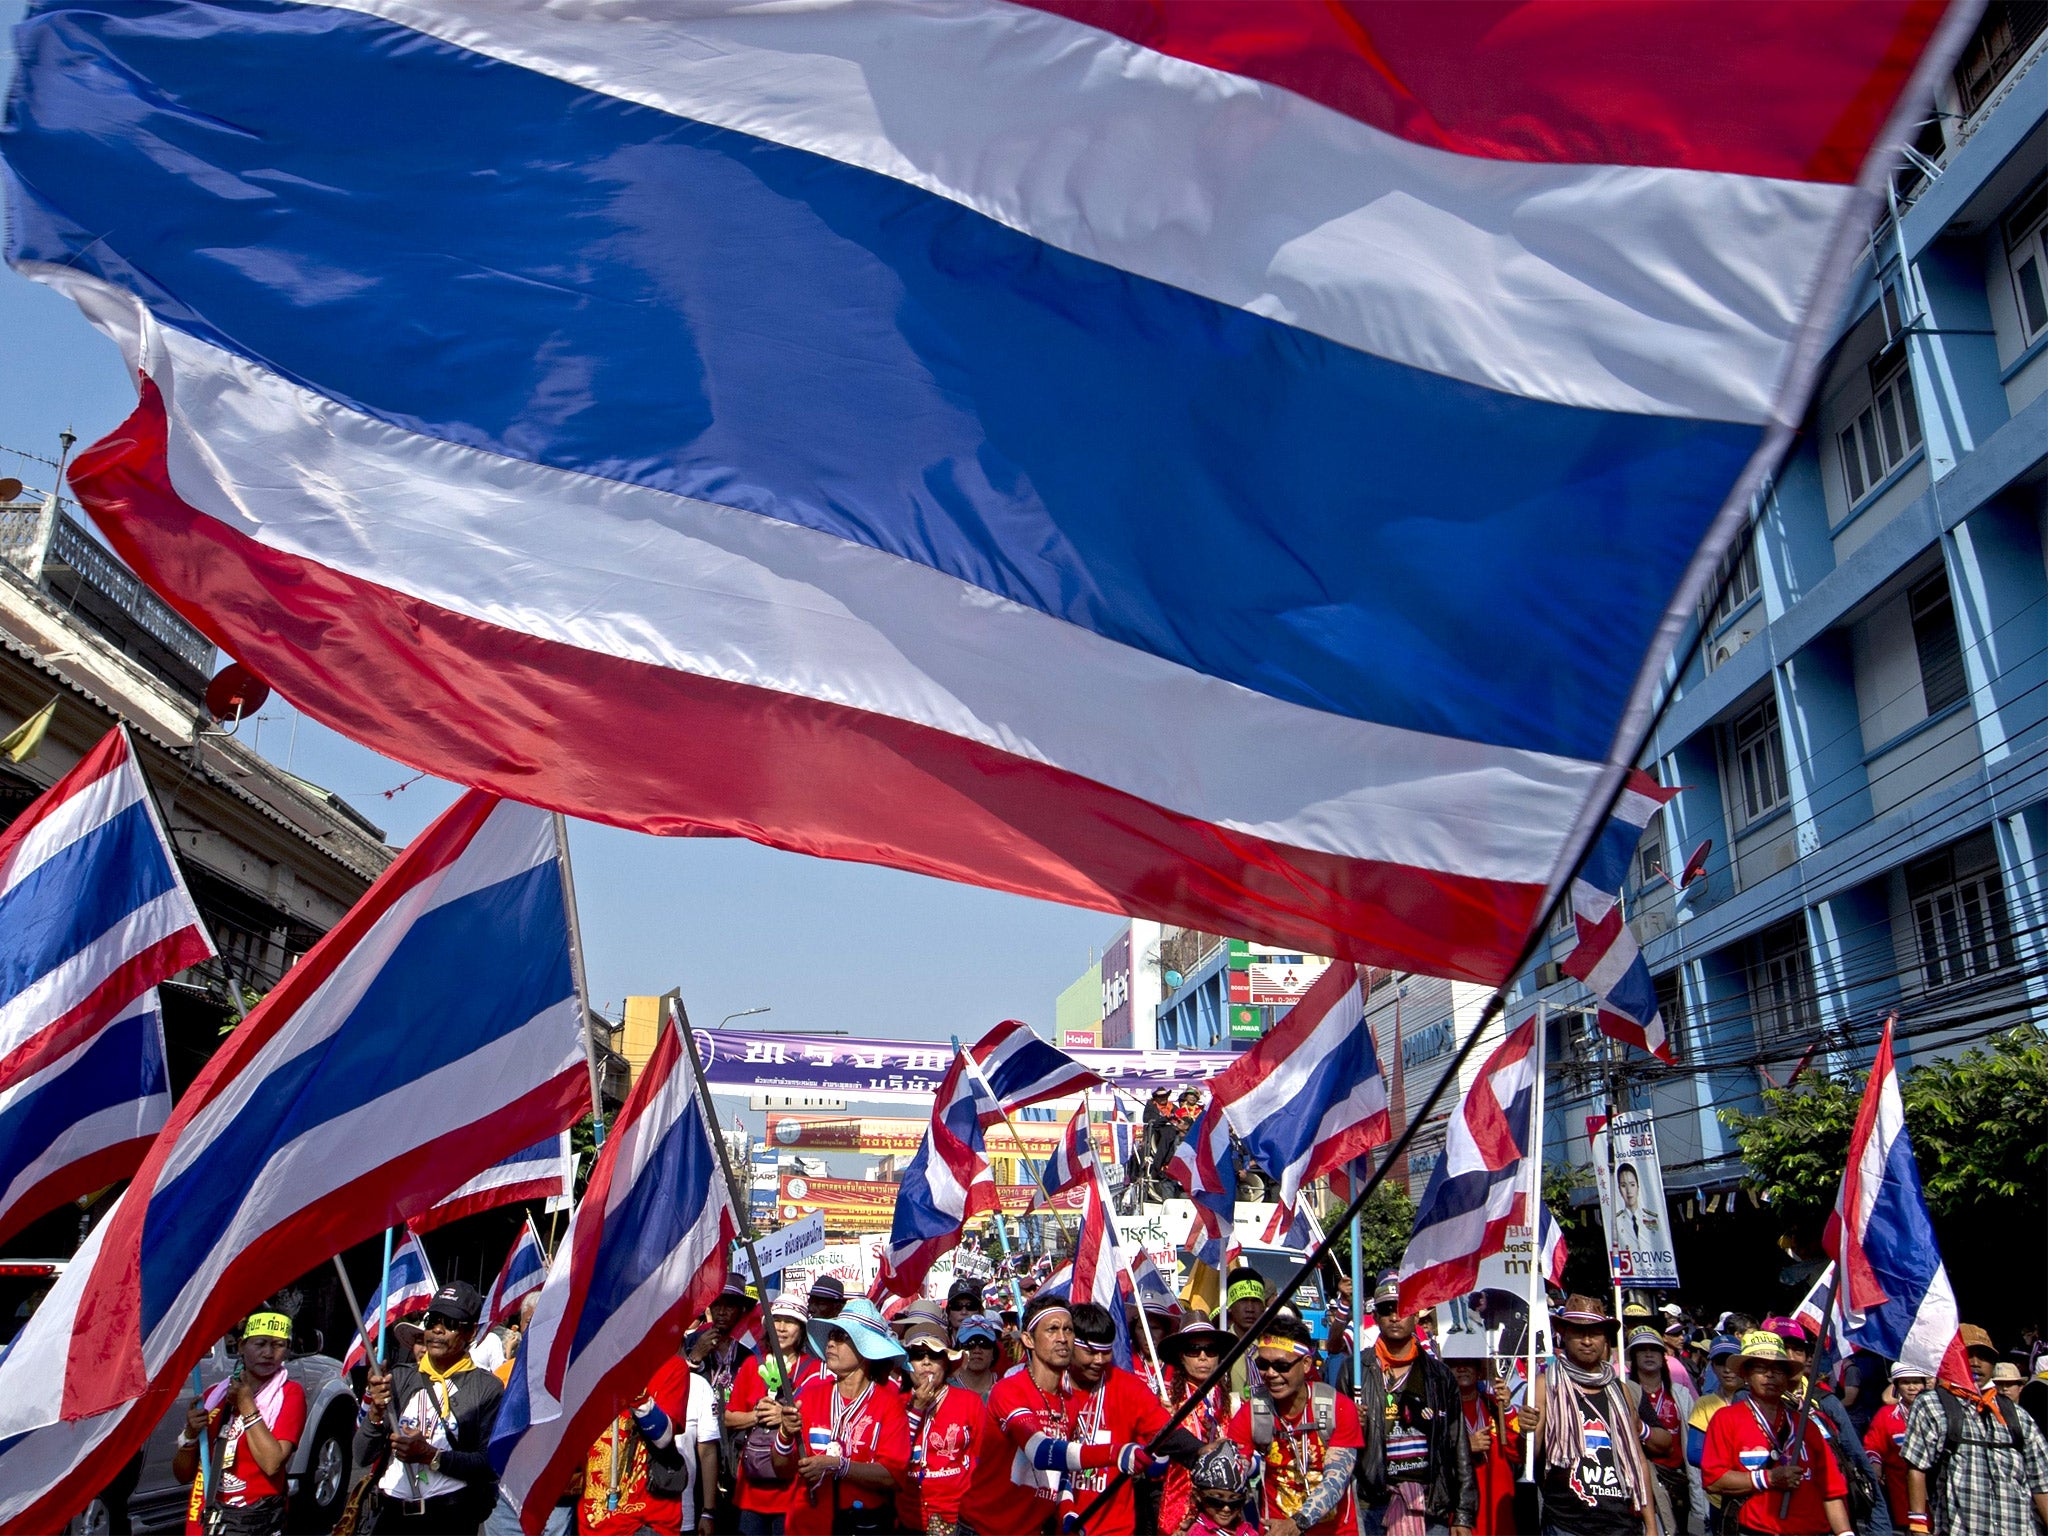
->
<box><xmin>1495</xmin><ymin>3</ymin><xmax>2048</xmax><ymax>1305</ymax></box>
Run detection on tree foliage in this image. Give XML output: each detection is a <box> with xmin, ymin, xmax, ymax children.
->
<box><xmin>1327</xmin><ymin>1184</ymin><xmax>1417</xmax><ymax>1281</ymax></box>
<box><xmin>1720</xmin><ymin>1026</ymin><xmax>2048</xmax><ymax>1218</ymax></box>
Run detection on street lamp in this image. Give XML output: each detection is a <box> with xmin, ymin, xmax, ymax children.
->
<box><xmin>719</xmin><ymin>1007</ymin><xmax>771</xmax><ymax>1030</ymax></box>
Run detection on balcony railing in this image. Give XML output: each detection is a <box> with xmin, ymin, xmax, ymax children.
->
<box><xmin>1</xmin><ymin>503</ymin><xmax>215</xmax><ymax>676</ymax></box>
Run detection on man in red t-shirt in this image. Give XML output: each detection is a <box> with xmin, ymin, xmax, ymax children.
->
<box><xmin>1064</xmin><ymin>1303</ymin><xmax>1198</xmax><ymax>1536</ymax></box>
<box><xmin>775</xmin><ymin>1299</ymin><xmax>911</xmax><ymax>1536</ymax></box>
<box><xmin>1701</xmin><ymin>1332</ymin><xmax>1851</xmax><ymax>1536</ymax></box>
<box><xmin>172</xmin><ymin>1311</ymin><xmax>307</xmax><ymax>1536</ymax></box>
<box><xmin>1863</xmin><ymin>1364</ymin><xmax>1929</xmax><ymax>1530</ymax></box>
<box><xmin>1225</xmin><ymin>1315</ymin><xmax>1365</xmax><ymax>1536</ymax></box>
<box><xmin>988</xmin><ymin>1295</ymin><xmax>1138</xmax><ymax>1535</ymax></box>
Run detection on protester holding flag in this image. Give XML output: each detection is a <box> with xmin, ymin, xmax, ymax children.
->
<box><xmin>359</xmin><ymin>1280</ymin><xmax>505</xmax><ymax>1533</ymax></box>
<box><xmin>1225</xmin><ymin>1311</ymin><xmax>1365</xmax><ymax>1536</ymax></box>
<box><xmin>1522</xmin><ymin>1296</ymin><xmax>1655</xmax><ymax>1536</ymax></box>
<box><xmin>1158</xmin><ymin>1316</ymin><xmax>1235</xmax><ymax>1536</ymax></box>
<box><xmin>1065</xmin><ymin>1301</ymin><xmax>1189</xmax><ymax>1536</ymax></box>
<box><xmin>576</xmin><ymin>1355</ymin><xmax>719</xmax><ymax>1536</ymax></box>
<box><xmin>987</xmin><ymin>1294</ymin><xmax>1123</xmax><ymax>1533</ymax></box>
<box><xmin>1336</xmin><ymin>1275</ymin><xmax>1475</xmax><ymax>1536</ymax></box>
<box><xmin>776</xmin><ymin>1299</ymin><xmax>911</xmax><ymax>1536</ymax></box>
<box><xmin>1700</xmin><ymin>1331</ymin><xmax>1852</xmax><ymax>1536</ymax></box>
<box><xmin>1442</xmin><ymin>1334</ymin><xmax>1518</xmax><ymax>1536</ymax></box>
<box><xmin>1900</xmin><ymin>1324</ymin><xmax>2048</xmax><ymax>1536</ymax></box>
<box><xmin>1767</xmin><ymin>1317</ymin><xmax>1890</xmax><ymax>1536</ymax></box>
<box><xmin>730</xmin><ymin>1293</ymin><xmax>824</xmax><ymax>1536</ymax></box>
<box><xmin>170</xmin><ymin>1311</ymin><xmax>304</xmax><ymax>1536</ymax></box>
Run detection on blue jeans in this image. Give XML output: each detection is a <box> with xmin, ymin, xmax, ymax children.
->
<box><xmin>482</xmin><ymin>1490</ymin><xmax>571</xmax><ymax>1536</ymax></box>
<box><xmin>737</xmin><ymin>1512</ymin><xmax>785</xmax><ymax>1536</ymax></box>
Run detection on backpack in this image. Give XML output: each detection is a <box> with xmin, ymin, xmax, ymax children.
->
<box><xmin>1808</xmin><ymin>1407</ymin><xmax>1880</xmax><ymax>1529</ymax></box>
<box><xmin>1249</xmin><ymin>1382</ymin><xmax>1338</xmax><ymax>1450</ymax></box>
<box><xmin>1932</xmin><ymin>1384</ymin><xmax>2026</xmax><ymax>1462</ymax></box>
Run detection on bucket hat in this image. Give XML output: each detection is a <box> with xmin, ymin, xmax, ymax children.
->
<box><xmin>1734</xmin><ymin>1330</ymin><xmax>1794</xmax><ymax>1370</ymax></box>
<box><xmin>808</xmin><ymin>1297</ymin><xmax>909</xmax><ymax>1367</ymax></box>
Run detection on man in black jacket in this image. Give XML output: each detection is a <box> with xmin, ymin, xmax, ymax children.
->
<box><xmin>358</xmin><ymin>1281</ymin><xmax>505</xmax><ymax>1533</ymax></box>
<box><xmin>1335</xmin><ymin>1277</ymin><xmax>1476</xmax><ymax>1536</ymax></box>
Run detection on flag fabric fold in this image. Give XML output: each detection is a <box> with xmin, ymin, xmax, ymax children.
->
<box><xmin>415</xmin><ymin>1131</ymin><xmax>574</xmax><ymax>1232</ymax></box>
<box><xmin>340</xmin><ymin>1225</ymin><xmax>438</xmax><ymax>1374</ymax></box>
<box><xmin>1822</xmin><ymin>1020</ymin><xmax>1971</xmax><ymax>1389</ymax></box>
<box><xmin>875</xmin><ymin>1051</ymin><xmax>999</xmax><ymax>1299</ymax></box>
<box><xmin>0</xmin><ymin>723</ymin><xmax>212</xmax><ymax>1094</ymax></box>
<box><xmin>1166</xmin><ymin>1104</ymin><xmax>1238</xmax><ymax>1273</ymax></box>
<box><xmin>1033</xmin><ymin>1106</ymin><xmax>1096</xmax><ymax>1209</ymax></box>
<box><xmin>3</xmin><ymin>1</ymin><xmax>1963</xmax><ymax>984</ymax></box>
<box><xmin>490</xmin><ymin>1014</ymin><xmax>737</xmax><ymax>1529</ymax></box>
<box><xmin>967</xmin><ymin>1021</ymin><xmax>1103</xmax><ymax>1121</ymax></box>
<box><xmin>1069</xmin><ymin>1175</ymin><xmax>1132</xmax><ymax>1371</ymax></box>
<box><xmin>486</xmin><ymin>1217</ymin><xmax>550</xmax><ymax>1329</ymax></box>
<box><xmin>1211</xmin><ymin>963</ymin><xmax>1389</xmax><ymax>1210</ymax></box>
<box><xmin>0</xmin><ymin>791</ymin><xmax>590</xmax><ymax>1532</ymax></box>
<box><xmin>1560</xmin><ymin>771</ymin><xmax>1683</xmax><ymax>1063</ymax></box>
<box><xmin>1395</xmin><ymin>1016</ymin><xmax>1540</xmax><ymax>1315</ymax></box>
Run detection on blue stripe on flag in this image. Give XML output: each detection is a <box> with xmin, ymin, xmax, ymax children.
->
<box><xmin>0</xmin><ymin>802</ymin><xmax>179</xmax><ymax>1013</ymax></box>
<box><xmin>0</xmin><ymin>1007</ymin><xmax>165</xmax><ymax>1194</ymax></box>
<box><xmin>1603</xmin><ymin>952</ymin><xmax>1660</xmax><ymax>1029</ymax></box>
<box><xmin>1576</xmin><ymin>812</ymin><xmax>1647</xmax><ymax>901</ymax></box>
<box><xmin>3</xmin><ymin>0</ymin><xmax>1762</xmax><ymax>762</ymax></box>
<box><xmin>136</xmin><ymin>861</ymin><xmax>572</xmax><ymax>1335</ymax></box>
<box><xmin>1852</xmin><ymin>1129</ymin><xmax>1947</xmax><ymax>1360</ymax></box>
<box><xmin>571</xmin><ymin>1094</ymin><xmax>721</xmax><ymax>1359</ymax></box>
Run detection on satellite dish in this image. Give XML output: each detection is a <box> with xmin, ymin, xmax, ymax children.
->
<box><xmin>0</xmin><ymin>478</ymin><xmax>21</xmax><ymax>503</ymax></box>
<box><xmin>1679</xmin><ymin>839</ymin><xmax>1713</xmax><ymax>888</ymax></box>
<box><xmin>203</xmin><ymin>662</ymin><xmax>271</xmax><ymax>724</ymax></box>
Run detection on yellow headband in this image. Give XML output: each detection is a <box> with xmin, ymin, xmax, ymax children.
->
<box><xmin>1254</xmin><ymin>1336</ymin><xmax>1312</xmax><ymax>1360</ymax></box>
<box><xmin>1226</xmin><ymin>1279</ymin><xmax>1267</xmax><ymax>1306</ymax></box>
<box><xmin>242</xmin><ymin>1312</ymin><xmax>291</xmax><ymax>1341</ymax></box>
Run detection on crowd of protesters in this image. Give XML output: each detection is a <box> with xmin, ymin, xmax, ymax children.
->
<box><xmin>174</xmin><ymin>1256</ymin><xmax>2048</xmax><ymax>1536</ymax></box>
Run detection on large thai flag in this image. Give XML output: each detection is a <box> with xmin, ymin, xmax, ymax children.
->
<box><xmin>486</xmin><ymin>1217</ymin><xmax>549</xmax><ymax>1330</ymax></box>
<box><xmin>1561</xmin><ymin>772</ymin><xmax>1683</xmax><ymax>1063</ymax></box>
<box><xmin>876</xmin><ymin>1052</ymin><xmax>1000</xmax><ymax>1298</ymax></box>
<box><xmin>491</xmin><ymin>1015</ymin><xmax>737</xmax><ymax>1532</ymax></box>
<box><xmin>1395</xmin><ymin>1016</ymin><xmax>1540</xmax><ymax>1315</ymax></box>
<box><xmin>0</xmin><ymin>792</ymin><xmax>591</xmax><ymax>1532</ymax></box>
<box><xmin>0</xmin><ymin>989</ymin><xmax>170</xmax><ymax>1246</ymax></box>
<box><xmin>415</xmin><ymin>1131</ymin><xmax>574</xmax><ymax>1232</ymax></box>
<box><xmin>1033</xmin><ymin>1107</ymin><xmax>1096</xmax><ymax>1209</ymax></box>
<box><xmin>0</xmin><ymin>724</ymin><xmax>212</xmax><ymax>1093</ymax></box>
<box><xmin>1070</xmin><ymin>1176</ymin><xmax>1133</xmax><ymax>1371</ymax></box>
<box><xmin>1166</xmin><ymin>1104</ymin><xmax>1237</xmax><ymax>1271</ymax></box>
<box><xmin>1823</xmin><ymin>1020</ymin><xmax>1971</xmax><ymax>1389</ymax></box>
<box><xmin>1212</xmin><ymin>964</ymin><xmax>1389</xmax><ymax>1209</ymax></box>
<box><xmin>340</xmin><ymin>1226</ymin><xmax>438</xmax><ymax>1374</ymax></box>
<box><xmin>1</xmin><ymin>3</ymin><xmax>1964</xmax><ymax>986</ymax></box>
<box><xmin>969</xmin><ymin>1021</ymin><xmax>1102</xmax><ymax>1121</ymax></box>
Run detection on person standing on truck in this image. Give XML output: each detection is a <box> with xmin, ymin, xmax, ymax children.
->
<box><xmin>173</xmin><ymin>1310</ymin><xmax>306</xmax><ymax>1536</ymax></box>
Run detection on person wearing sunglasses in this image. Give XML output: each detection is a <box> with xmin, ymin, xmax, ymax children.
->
<box><xmin>951</xmin><ymin>1316</ymin><xmax>1002</xmax><ymax>1401</ymax></box>
<box><xmin>358</xmin><ymin>1281</ymin><xmax>505</xmax><ymax>1533</ymax></box>
<box><xmin>1184</xmin><ymin>1443</ymin><xmax>1261</xmax><ymax>1536</ymax></box>
<box><xmin>774</xmin><ymin>1300</ymin><xmax>911</xmax><ymax>1536</ymax></box>
<box><xmin>1342</xmin><ymin>1277</ymin><xmax>1475</xmax><ymax>1536</ymax></box>
<box><xmin>1226</xmin><ymin>1313</ymin><xmax>1366</xmax><ymax>1536</ymax></box>
<box><xmin>1158</xmin><ymin>1317</ymin><xmax>1236</xmax><ymax>1536</ymax></box>
<box><xmin>898</xmin><ymin>1324</ymin><xmax>1006</xmax><ymax>1536</ymax></box>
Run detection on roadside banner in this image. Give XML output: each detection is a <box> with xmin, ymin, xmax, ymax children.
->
<box><xmin>732</xmin><ymin>1210</ymin><xmax>827</xmax><ymax>1283</ymax></box>
<box><xmin>1590</xmin><ymin>1111</ymin><xmax>1679</xmax><ymax>1287</ymax></box>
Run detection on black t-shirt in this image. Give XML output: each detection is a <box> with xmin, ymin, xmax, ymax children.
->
<box><xmin>1381</xmin><ymin>1369</ymin><xmax>1436</xmax><ymax>1484</ymax></box>
<box><xmin>1539</xmin><ymin>1384</ymin><xmax>1642</xmax><ymax>1536</ymax></box>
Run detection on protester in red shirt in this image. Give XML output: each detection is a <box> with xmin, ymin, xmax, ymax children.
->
<box><xmin>1444</xmin><ymin>1333</ymin><xmax>1520</xmax><ymax>1536</ymax></box>
<box><xmin>1064</xmin><ymin>1303</ymin><xmax>1196</xmax><ymax>1536</ymax></box>
<box><xmin>729</xmin><ymin>1293</ymin><xmax>824</xmax><ymax>1535</ymax></box>
<box><xmin>988</xmin><ymin>1295</ymin><xmax>1131</xmax><ymax>1534</ymax></box>
<box><xmin>578</xmin><ymin>1356</ymin><xmax>718</xmax><ymax>1536</ymax></box>
<box><xmin>897</xmin><ymin>1323</ymin><xmax>1009</xmax><ymax>1535</ymax></box>
<box><xmin>1863</xmin><ymin>1364</ymin><xmax>1930</xmax><ymax>1530</ymax></box>
<box><xmin>1701</xmin><ymin>1331</ymin><xmax>1852</xmax><ymax>1536</ymax></box>
<box><xmin>173</xmin><ymin>1311</ymin><xmax>306</xmax><ymax>1536</ymax></box>
<box><xmin>774</xmin><ymin>1299</ymin><xmax>910</xmax><ymax>1536</ymax></box>
<box><xmin>1225</xmin><ymin>1315</ymin><xmax>1365</xmax><ymax>1536</ymax></box>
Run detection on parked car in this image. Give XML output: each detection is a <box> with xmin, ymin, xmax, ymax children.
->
<box><xmin>66</xmin><ymin>1333</ymin><xmax>357</xmax><ymax>1535</ymax></box>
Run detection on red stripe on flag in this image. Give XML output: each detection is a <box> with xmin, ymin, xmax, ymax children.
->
<box><xmin>1027</xmin><ymin>0</ymin><xmax>1949</xmax><ymax>182</ymax></box>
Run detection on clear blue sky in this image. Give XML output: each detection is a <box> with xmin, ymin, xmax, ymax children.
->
<box><xmin>0</xmin><ymin>1</ymin><xmax>1116</xmax><ymax>1057</ymax></box>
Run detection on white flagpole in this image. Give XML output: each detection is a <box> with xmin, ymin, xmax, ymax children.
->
<box><xmin>1523</xmin><ymin>1001</ymin><xmax>1548</xmax><ymax>1484</ymax></box>
<box><xmin>1088</xmin><ymin>1152</ymin><xmax>1169</xmax><ymax>1399</ymax></box>
<box><xmin>953</xmin><ymin>1035</ymin><xmax>1035</xmax><ymax>1313</ymax></box>
<box><xmin>551</xmin><ymin>813</ymin><xmax>609</xmax><ymax>1147</ymax></box>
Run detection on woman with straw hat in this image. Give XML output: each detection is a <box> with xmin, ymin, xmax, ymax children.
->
<box><xmin>1624</xmin><ymin>1322</ymin><xmax>1695</xmax><ymax>1536</ymax></box>
<box><xmin>1699</xmin><ymin>1331</ymin><xmax>1852</xmax><ymax>1536</ymax></box>
<box><xmin>774</xmin><ymin>1299</ymin><xmax>911</xmax><ymax>1536</ymax></box>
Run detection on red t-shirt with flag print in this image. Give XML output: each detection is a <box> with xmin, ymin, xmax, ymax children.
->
<box><xmin>1701</xmin><ymin>1398</ymin><xmax>1846</xmax><ymax>1535</ymax></box>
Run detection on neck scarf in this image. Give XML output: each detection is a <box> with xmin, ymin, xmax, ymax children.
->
<box><xmin>420</xmin><ymin>1352</ymin><xmax>475</xmax><ymax>1385</ymax></box>
<box><xmin>1376</xmin><ymin>1336</ymin><xmax>1418</xmax><ymax>1372</ymax></box>
<box><xmin>1542</xmin><ymin>1360</ymin><xmax>1650</xmax><ymax>1510</ymax></box>
<box><xmin>200</xmin><ymin>1370</ymin><xmax>290</xmax><ymax>1475</ymax></box>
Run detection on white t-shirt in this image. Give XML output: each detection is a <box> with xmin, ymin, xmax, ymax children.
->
<box><xmin>378</xmin><ymin>1376</ymin><xmax>465</xmax><ymax>1503</ymax></box>
<box><xmin>675</xmin><ymin>1370</ymin><xmax>719</xmax><ymax>1528</ymax></box>
<box><xmin>468</xmin><ymin>1331</ymin><xmax>508</xmax><ymax>1374</ymax></box>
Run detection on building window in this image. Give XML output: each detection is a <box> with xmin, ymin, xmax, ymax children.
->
<box><xmin>2003</xmin><ymin>174</ymin><xmax>2048</xmax><ymax>346</ymax></box>
<box><xmin>1653</xmin><ymin>969</ymin><xmax>1685</xmax><ymax>1059</ymax></box>
<box><xmin>1700</xmin><ymin>530</ymin><xmax>1761</xmax><ymax>633</ymax></box>
<box><xmin>1906</xmin><ymin>832</ymin><xmax>2013</xmax><ymax>989</ymax></box>
<box><xmin>1838</xmin><ymin>350</ymin><xmax>1923</xmax><ymax>505</ymax></box>
<box><xmin>1636</xmin><ymin>818</ymin><xmax>1666</xmax><ymax>895</ymax></box>
<box><xmin>1749</xmin><ymin>919</ymin><xmax>1817</xmax><ymax>1042</ymax></box>
<box><xmin>1729</xmin><ymin>695</ymin><xmax>1789</xmax><ymax>827</ymax></box>
<box><xmin>1908</xmin><ymin>571</ymin><xmax>1969</xmax><ymax>715</ymax></box>
<box><xmin>1953</xmin><ymin>2</ymin><xmax>2048</xmax><ymax>117</ymax></box>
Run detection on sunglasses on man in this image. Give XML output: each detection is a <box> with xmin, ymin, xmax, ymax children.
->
<box><xmin>1253</xmin><ymin>1355</ymin><xmax>1305</xmax><ymax>1376</ymax></box>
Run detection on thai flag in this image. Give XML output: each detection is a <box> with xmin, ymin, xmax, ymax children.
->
<box><xmin>486</xmin><ymin>1218</ymin><xmax>550</xmax><ymax>1329</ymax></box>
<box><xmin>0</xmin><ymin>990</ymin><xmax>171</xmax><ymax>1247</ymax></box>
<box><xmin>1166</xmin><ymin>1104</ymin><xmax>1237</xmax><ymax>1271</ymax></box>
<box><xmin>1108</xmin><ymin>1105</ymin><xmax>1136</xmax><ymax>1174</ymax></box>
<box><xmin>1261</xmin><ymin>1199</ymin><xmax>1325</xmax><ymax>1253</ymax></box>
<box><xmin>1537</xmin><ymin>1204</ymin><xmax>1569</xmax><ymax>1290</ymax></box>
<box><xmin>0</xmin><ymin>724</ymin><xmax>212</xmax><ymax>1093</ymax></box>
<box><xmin>415</xmin><ymin>1131</ymin><xmax>574</xmax><ymax>1233</ymax></box>
<box><xmin>1823</xmin><ymin>1020</ymin><xmax>1972</xmax><ymax>1389</ymax></box>
<box><xmin>340</xmin><ymin>1227</ymin><xmax>438</xmax><ymax>1374</ymax></box>
<box><xmin>0</xmin><ymin>792</ymin><xmax>591</xmax><ymax>1532</ymax></box>
<box><xmin>876</xmin><ymin>1051</ymin><xmax>999</xmax><ymax>1298</ymax></box>
<box><xmin>491</xmin><ymin>1015</ymin><xmax>737</xmax><ymax>1528</ymax></box>
<box><xmin>4</xmin><ymin>4</ymin><xmax>1961</xmax><ymax>988</ymax></box>
<box><xmin>1033</xmin><ymin>1107</ymin><xmax>1096</xmax><ymax>1209</ymax></box>
<box><xmin>1395</xmin><ymin>1016</ymin><xmax>1540</xmax><ymax>1315</ymax></box>
<box><xmin>1212</xmin><ymin>964</ymin><xmax>1389</xmax><ymax>1210</ymax></box>
<box><xmin>968</xmin><ymin>1022</ymin><xmax>1102</xmax><ymax>1122</ymax></box>
<box><xmin>1561</xmin><ymin>772</ymin><xmax>1683</xmax><ymax>1063</ymax></box>
<box><xmin>1070</xmin><ymin>1176</ymin><xmax>1132</xmax><ymax>1371</ymax></box>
